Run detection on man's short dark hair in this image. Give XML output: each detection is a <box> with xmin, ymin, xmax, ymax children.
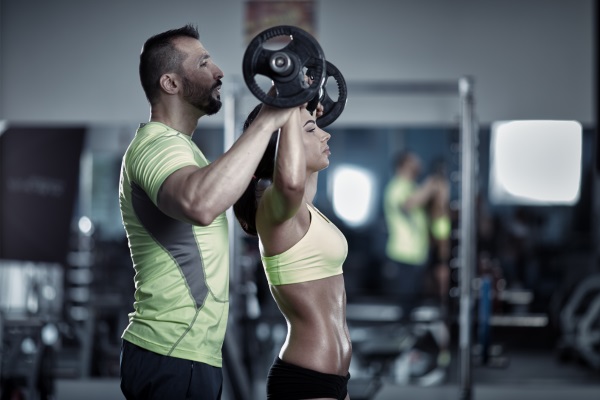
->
<box><xmin>139</xmin><ymin>24</ymin><xmax>200</xmax><ymax>104</ymax></box>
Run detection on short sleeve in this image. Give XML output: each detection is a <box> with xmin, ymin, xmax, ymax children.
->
<box><xmin>128</xmin><ymin>133</ymin><xmax>198</xmax><ymax>205</ymax></box>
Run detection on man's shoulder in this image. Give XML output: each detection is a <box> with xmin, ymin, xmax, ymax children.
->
<box><xmin>129</xmin><ymin>123</ymin><xmax>191</xmax><ymax>152</ymax></box>
<box><xmin>137</xmin><ymin>122</ymin><xmax>185</xmax><ymax>139</ymax></box>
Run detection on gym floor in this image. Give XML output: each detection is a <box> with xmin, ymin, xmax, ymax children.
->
<box><xmin>51</xmin><ymin>346</ymin><xmax>600</xmax><ymax>400</ymax></box>
<box><xmin>48</xmin><ymin>316</ymin><xmax>600</xmax><ymax>400</ymax></box>
<box><xmin>370</xmin><ymin>352</ymin><xmax>600</xmax><ymax>400</ymax></box>
<box><xmin>367</xmin><ymin>325</ymin><xmax>600</xmax><ymax>400</ymax></box>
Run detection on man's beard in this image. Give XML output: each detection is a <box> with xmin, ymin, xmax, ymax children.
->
<box><xmin>182</xmin><ymin>76</ymin><xmax>222</xmax><ymax>116</ymax></box>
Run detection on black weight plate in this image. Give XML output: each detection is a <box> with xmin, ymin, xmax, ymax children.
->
<box><xmin>316</xmin><ymin>61</ymin><xmax>348</xmax><ymax>128</ymax></box>
<box><xmin>243</xmin><ymin>25</ymin><xmax>326</xmax><ymax>108</ymax></box>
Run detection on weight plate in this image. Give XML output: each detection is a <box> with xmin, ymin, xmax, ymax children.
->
<box><xmin>313</xmin><ymin>61</ymin><xmax>348</xmax><ymax>128</ymax></box>
<box><xmin>243</xmin><ymin>25</ymin><xmax>326</xmax><ymax>108</ymax></box>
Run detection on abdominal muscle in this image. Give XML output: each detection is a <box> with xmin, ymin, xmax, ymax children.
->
<box><xmin>269</xmin><ymin>274</ymin><xmax>352</xmax><ymax>376</ymax></box>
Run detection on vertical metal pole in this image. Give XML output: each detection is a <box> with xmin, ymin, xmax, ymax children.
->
<box><xmin>458</xmin><ymin>76</ymin><xmax>477</xmax><ymax>400</ymax></box>
<box><xmin>223</xmin><ymin>83</ymin><xmax>238</xmax><ymax>286</ymax></box>
<box><xmin>593</xmin><ymin>0</ymin><xmax>599</xmax><ymax>293</ymax></box>
<box><xmin>77</xmin><ymin>146</ymin><xmax>94</xmax><ymax>379</ymax></box>
<box><xmin>222</xmin><ymin>81</ymin><xmax>254</xmax><ymax>399</ymax></box>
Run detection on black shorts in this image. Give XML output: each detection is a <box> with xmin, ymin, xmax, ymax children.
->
<box><xmin>120</xmin><ymin>340</ymin><xmax>222</xmax><ymax>400</ymax></box>
<box><xmin>266</xmin><ymin>357</ymin><xmax>350</xmax><ymax>400</ymax></box>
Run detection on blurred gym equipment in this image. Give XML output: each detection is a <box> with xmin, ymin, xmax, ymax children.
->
<box><xmin>0</xmin><ymin>126</ymin><xmax>85</xmax><ymax>399</ymax></box>
<box><xmin>348</xmin><ymin>304</ymin><xmax>450</xmax><ymax>390</ymax></box>
<box><xmin>555</xmin><ymin>273</ymin><xmax>600</xmax><ymax>370</ymax></box>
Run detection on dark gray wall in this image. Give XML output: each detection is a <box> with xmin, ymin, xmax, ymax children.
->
<box><xmin>0</xmin><ymin>0</ymin><xmax>594</xmax><ymax>126</ymax></box>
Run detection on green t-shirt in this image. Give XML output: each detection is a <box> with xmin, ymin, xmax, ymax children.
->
<box><xmin>383</xmin><ymin>176</ymin><xmax>430</xmax><ymax>266</ymax></box>
<box><xmin>119</xmin><ymin>122</ymin><xmax>229</xmax><ymax>367</ymax></box>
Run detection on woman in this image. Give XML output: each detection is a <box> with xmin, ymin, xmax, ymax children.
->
<box><xmin>234</xmin><ymin>103</ymin><xmax>351</xmax><ymax>400</ymax></box>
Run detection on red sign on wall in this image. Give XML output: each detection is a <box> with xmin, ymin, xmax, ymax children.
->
<box><xmin>244</xmin><ymin>0</ymin><xmax>317</xmax><ymax>44</ymax></box>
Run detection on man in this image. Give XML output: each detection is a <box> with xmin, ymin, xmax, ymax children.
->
<box><xmin>382</xmin><ymin>151</ymin><xmax>451</xmax><ymax>313</ymax></box>
<box><xmin>118</xmin><ymin>24</ymin><xmax>296</xmax><ymax>400</ymax></box>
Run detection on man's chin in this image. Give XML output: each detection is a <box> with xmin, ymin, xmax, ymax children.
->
<box><xmin>204</xmin><ymin>101</ymin><xmax>222</xmax><ymax>116</ymax></box>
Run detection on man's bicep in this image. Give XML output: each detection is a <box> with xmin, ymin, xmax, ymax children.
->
<box><xmin>157</xmin><ymin>165</ymin><xmax>202</xmax><ymax>221</ymax></box>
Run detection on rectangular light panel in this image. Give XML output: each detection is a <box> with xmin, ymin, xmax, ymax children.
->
<box><xmin>489</xmin><ymin>120</ymin><xmax>582</xmax><ymax>205</ymax></box>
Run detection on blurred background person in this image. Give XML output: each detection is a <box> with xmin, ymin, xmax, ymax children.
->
<box><xmin>382</xmin><ymin>151</ymin><xmax>451</xmax><ymax>315</ymax></box>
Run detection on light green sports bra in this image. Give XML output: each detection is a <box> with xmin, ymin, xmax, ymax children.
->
<box><xmin>259</xmin><ymin>203</ymin><xmax>348</xmax><ymax>285</ymax></box>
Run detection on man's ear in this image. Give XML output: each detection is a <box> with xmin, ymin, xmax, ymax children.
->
<box><xmin>159</xmin><ymin>73</ymin><xmax>179</xmax><ymax>95</ymax></box>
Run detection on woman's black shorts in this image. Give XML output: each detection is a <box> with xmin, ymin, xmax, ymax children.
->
<box><xmin>266</xmin><ymin>357</ymin><xmax>350</xmax><ymax>400</ymax></box>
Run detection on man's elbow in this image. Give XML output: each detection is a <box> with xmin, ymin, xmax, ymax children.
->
<box><xmin>183</xmin><ymin>200</ymin><xmax>221</xmax><ymax>226</ymax></box>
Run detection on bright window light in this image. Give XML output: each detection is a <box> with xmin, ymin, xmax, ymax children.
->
<box><xmin>489</xmin><ymin>120</ymin><xmax>582</xmax><ymax>205</ymax></box>
<box><xmin>331</xmin><ymin>165</ymin><xmax>376</xmax><ymax>227</ymax></box>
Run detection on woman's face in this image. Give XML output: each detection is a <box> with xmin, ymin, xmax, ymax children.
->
<box><xmin>300</xmin><ymin>107</ymin><xmax>331</xmax><ymax>172</ymax></box>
